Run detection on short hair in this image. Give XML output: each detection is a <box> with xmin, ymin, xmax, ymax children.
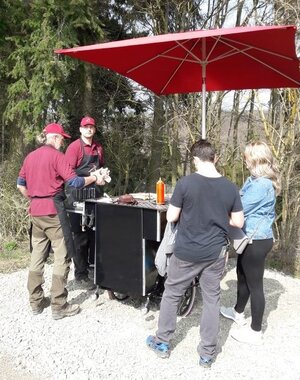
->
<box><xmin>36</xmin><ymin>132</ymin><xmax>60</xmax><ymax>146</ymax></box>
<box><xmin>46</xmin><ymin>133</ymin><xmax>61</xmax><ymax>141</ymax></box>
<box><xmin>191</xmin><ymin>139</ymin><xmax>216</xmax><ymax>162</ymax></box>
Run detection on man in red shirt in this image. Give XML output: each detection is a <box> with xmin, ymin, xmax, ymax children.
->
<box><xmin>65</xmin><ymin>116</ymin><xmax>107</xmax><ymax>289</ymax></box>
<box><xmin>17</xmin><ymin>123</ymin><xmax>104</xmax><ymax>320</ymax></box>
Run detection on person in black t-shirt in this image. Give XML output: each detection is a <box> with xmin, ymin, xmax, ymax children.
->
<box><xmin>146</xmin><ymin>139</ymin><xmax>244</xmax><ymax>368</ymax></box>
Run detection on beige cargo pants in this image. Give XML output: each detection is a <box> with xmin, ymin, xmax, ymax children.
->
<box><xmin>28</xmin><ymin>215</ymin><xmax>71</xmax><ymax>311</ymax></box>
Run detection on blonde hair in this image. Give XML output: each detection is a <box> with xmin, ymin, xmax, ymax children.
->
<box><xmin>244</xmin><ymin>141</ymin><xmax>281</xmax><ymax>195</ymax></box>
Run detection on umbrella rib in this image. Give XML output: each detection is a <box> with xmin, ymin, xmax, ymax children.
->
<box><xmin>159</xmin><ymin>39</ymin><xmax>204</xmax><ymax>65</ymax></box>
<box><xmin>160</xmin><ymin>40</ymin><xmax>200</xmax><ymax>93</ymax></box>
<box><xmin>204</xmin><ymin>45</ymin><xmax>251</xmax><ymax>63</ymax></box>
<box><xmin>175</xmin><ymin>39</ymin><xmax>204</xmax><ymax>64</ymax></box>
<box><xmin>126</xmin><ymin>39</ymin><xmax>195</xmax><ymax>74</ymax></box>
<box><xmin>126</xmin><ymin>44</ymin><xmax>182</xmax><ymax>73</ymax></box>
<box><xmin>159</xmin><ymin>55</ymin><xmax>188</xmax><ymax>94</ymax></box>
<box><xmin>240</xmin><ymin>50</ymin><xmax>300</xmax><ymax>85</ymax></box>
<box><xmin>218</xmin><ymin>37</ymin><xmax>300</xmax><ymax>85</ymax></box>
<box><xmin>219</xmin><ymin>36</ymin><xmax>295</xmax><ymax>61</ymax></box>
<box><xmin>157</xmin><ymin>55</ymin><xmax>199</xmax><ymax>64</ymax></box>
<box><xmin>127</xmin><ymin>39</ymin><xmax>203</xmax><ymax>93</ymax></box>
<box><xmin>206</xmin><ymin>46</ymin><xmax>253</xmax><ymax>63</ymax></box>
<box><xmin>205</xmin><ymin>36</ymin><xmax>221</xmax><ymax>62</ymax></box>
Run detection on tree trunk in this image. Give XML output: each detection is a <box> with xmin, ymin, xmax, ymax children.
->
<box><xmin>83</xmin><ymin>64</ymin><xmax>93</xmax><ymax>114</ymax></box>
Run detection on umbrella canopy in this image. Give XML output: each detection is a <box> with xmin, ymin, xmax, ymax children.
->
<box><xmin>56</xmin><ymin>25</ymin><xmax>300</xmax><ymax>138</ymax></box>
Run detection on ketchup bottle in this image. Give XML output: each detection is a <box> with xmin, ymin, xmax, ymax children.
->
<box><xmin>156</xmin><ymin>178</ymin><xmax>165</xmax><ymax>205</ymax></box>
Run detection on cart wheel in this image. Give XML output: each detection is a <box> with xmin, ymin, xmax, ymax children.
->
<box><xmin>107</xmin><ymin>290</ymin><xmax>129</xmax><ymax>301</ymax></box>
<box><xmin>140</xmin><ymin>306</ymin><xmax>149</xmax><ymax>315</ymax></box>
<box><xmin>91</xmin><ymin>285</ymin><xmax>100</xmax><ymax>301</ymax></box>
<box><xmin>140</xmin><ymin>296</ymin><xmax>150</xmax><ymax>315</ymax></box>
<box><xmin>91</xmin><ymin>292</ymin><xmax>99</xmax><ymax>301</ymax></box>
<box><xmin>177</xmin><ymin>279</ymin><xmax>197</xmax><ymax>317</ymax></box>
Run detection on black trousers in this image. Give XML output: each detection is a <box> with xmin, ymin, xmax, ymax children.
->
<box><xmin>68</xmin><ymin>212</ymin><xmax>95</xmax><ymax>280</ymax></box>
<box><xmin>235</xmin><ymin>239</ymin><xmax>273</xmax><ymax>331</ymax></box>
<box><xmin>73</xmin><ymin>229</ymin><xmax>95</xmax><ymax>280</ymax></box>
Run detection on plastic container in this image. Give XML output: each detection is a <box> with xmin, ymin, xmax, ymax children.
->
<box><xmin>156</xmin><ymin>178</ymin><xmax>165</xmax><ymax>205</ymax></box>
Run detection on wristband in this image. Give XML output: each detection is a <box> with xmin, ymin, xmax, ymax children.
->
<box><xmin>92</xmin><ymin>174</ymin><xmax>98</xmax><ymax>182</ymax></box>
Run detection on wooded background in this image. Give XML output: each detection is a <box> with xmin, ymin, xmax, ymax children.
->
<box><xmin>0</xmin><ymin>0</ymin><xmax>299</xmax><ymax>275</ymax></box>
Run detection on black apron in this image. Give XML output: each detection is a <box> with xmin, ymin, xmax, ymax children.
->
<box><xmin>65</xmin><ymin>139</ymin><xmax>103</xmax><ymax>206</ymax></box>
<box><xmin>53</xmin><ymin>191</ymin><xmax>76</xmax><ymax>258</ymax></box>
<box><xmin>65</xmin><ymin>139</ymin><xmax>103</xmax><ymax>234</ymax></box>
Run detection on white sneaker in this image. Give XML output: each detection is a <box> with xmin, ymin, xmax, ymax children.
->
<box><xmin>231</xmin><ymin>326</ymin><xmax>263</xmax><ymax>345</ymax></box>
<box><xmin>220</xmin><ymin>306</ymin><xmax>247</xmax><ymax>326</ymax></box>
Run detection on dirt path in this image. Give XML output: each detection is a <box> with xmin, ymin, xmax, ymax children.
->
<box><xmin>0</xmin><ymin>259</ymin><xmax>300</xmax><ymax>380</ymax></box>
<box><xmin>0</xmin><ymin>354</ymin><xmax>38</xmax><ymax>380</ymax></box>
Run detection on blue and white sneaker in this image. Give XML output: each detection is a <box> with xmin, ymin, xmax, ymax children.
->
<box><xmin>199</xmin><ymin>356</ymin><xmax>214</xmax><ymax>368</ymax></box>
<box><xmin>146</xmin><ymin>335</ymin><xmax>170</xmax><ymax>358</ymax></box>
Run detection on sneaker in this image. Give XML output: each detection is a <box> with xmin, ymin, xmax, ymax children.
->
<box><xmin>32</xmin><ymin>297</ymin><xmax>51</xmax><ymax>315</ymax></box>
<box><xmin>220</xmin><ymin>306</ymin><xmax>246</xmax><ymax>326</ymax></box>
<box><xmin>199</xmin><ymin>356</ymin><xmax>214</xmax><ymax>368</ymax></box>
<box><xmin>231</xmin><ymin>326</ymin><xmax>263</xmax><ymax>345</ymax></box>
<box><xmin>52</xmin><ymin>303</ymin><xmax>81</xmax><ymax>320</ymax></box>
<box><xmin>146</xmin><ymin>335</ymin><xmax>170</xmax><ymax>358</ymax></box>
<box><xmin>75</xmin><ymin>277</ymin><xmax>96</xmax><ymax>291</ymax></box>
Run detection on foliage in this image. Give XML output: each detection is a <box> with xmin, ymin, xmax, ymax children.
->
<box><xmin>3</xmin><ymin>241</ymin><xmax>18</xmax><ymax>252</ymax></box>
<box><xmin>0</xmin><ymin>157</ymin><xmax>29</xmax><ymax>243</ymax></box>
<box><xmin>0</xmin><ymin>240</ymin><xmax>31</xmax><ymax>273</ymax></box>
<box><xmin>2</xmin><ymin>0</ymin><xmax>104</xmax><ymax>147</ymax></box>
<box><xmin>102</xmin><ymin>111</ymin><xmax>150</xmax><ymax>194</ymax></box>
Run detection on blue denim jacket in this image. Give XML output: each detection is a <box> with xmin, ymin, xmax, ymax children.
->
<box><xmin>240</xmin><ymin>176</ymin><xmax>276</xmax><ymax>240</ymax></box>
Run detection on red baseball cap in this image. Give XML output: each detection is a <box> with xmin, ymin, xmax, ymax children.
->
<box><xmin>80</xmin><ymin>116</ymin><xmax>95</xmax><ymax>127</ymax></box>
<box><xmin>43</xmin><ymin>123</ymin><xmax>71</xmax><ymax>138</ymax></box>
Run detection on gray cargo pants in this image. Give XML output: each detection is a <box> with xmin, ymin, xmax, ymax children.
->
<box><xmin>156</xmin><ymin>252</ymin><xmax>226</xmax><ymax>359</ymax></box>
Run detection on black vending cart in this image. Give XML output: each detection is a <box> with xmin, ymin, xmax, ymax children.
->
<box><xmin>92</xmin><ymin>200</ymin><xmax>167</xmax><ymax>297</ymax></box>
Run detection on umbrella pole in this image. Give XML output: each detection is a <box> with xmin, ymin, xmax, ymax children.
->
<box><xmin>202</xmin><ymin>81</ymin><xmax>206</xmax><ymax>139</ymax></box>
<box><xmin>201</xmin><ymin>38</ymin><xmax>206</xmax><ymax>140</ymax></box>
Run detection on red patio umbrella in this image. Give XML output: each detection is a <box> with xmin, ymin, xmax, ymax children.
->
<box><xmin>55</xmin><ymin>25</ymin><xmax>300</xmax><ymax>138</ymax></box>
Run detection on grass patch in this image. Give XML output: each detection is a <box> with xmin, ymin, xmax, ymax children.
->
<box><xmin>0</xmin><ymin>240</ymin><xmax>31</xmax><ymax>273</ymax></box>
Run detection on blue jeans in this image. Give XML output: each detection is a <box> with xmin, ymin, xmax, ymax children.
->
<box><xmin>156</xmin><ymin>253</ymin><xmax>226</xmax><ymax>359</ymax></box>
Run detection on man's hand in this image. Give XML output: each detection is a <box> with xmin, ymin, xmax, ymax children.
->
<box><xmin>90</xmin><ymin>167</ymin><xmax>111</xmax><ymax>186</ymax></box>
<box><xmin>17</xmin><ymin>184</ymin><xmax>29</xmax><ymax>199</ymax></box>
<box><xmin>99</xmin><ymin>167</ymin><xmax>111</xmax><ymax>183</ymax></box>
<box><xmin>90</xmin><ymin>169</ymin><xmax>105</xmax><ymax>186</ymax></box>
<box><xmin>96</xmin><ymin>176</ymin><xmax>105</xmax><ymax>186</ymax></box>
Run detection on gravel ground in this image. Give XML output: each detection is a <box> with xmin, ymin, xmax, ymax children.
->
<box><xmin>0</xmin><ymin>258</ymin><xmax>300</xmax><ymax>380</ymax></box>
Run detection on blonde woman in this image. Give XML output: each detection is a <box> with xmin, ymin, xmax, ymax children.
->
<box><xmin>221</xmin><ymin>141</ymin><xmax>281</xmax><ymax>345</ymax></box>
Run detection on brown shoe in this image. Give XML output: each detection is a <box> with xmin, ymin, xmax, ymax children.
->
<box><xmin>52</xmin><ymin>303</ymin><xmax>80</xmax><ymax>320</ymax></box>
<box><xmin>32</xmin><ymin>297</ymin><xmax>51</xmax><ymax>315</ymax></box>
